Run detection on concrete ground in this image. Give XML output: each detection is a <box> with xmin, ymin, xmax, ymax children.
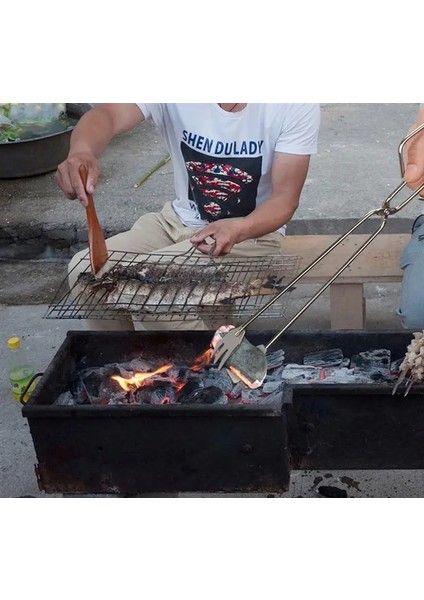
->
<box><xmin>0</xmin><ymin>103</ymin><xmax>422</xmax><ymax>498</ymax></box>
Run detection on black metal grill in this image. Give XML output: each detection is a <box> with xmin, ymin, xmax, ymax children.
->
<box><xmin>45</xmin><ymin>250</ymin><xmax>300</xmax><ymax>322</ymax></box>
<box><xmin>22</xmin><ymin>329</ymin><xmax>424</xmax><ymax>496</ymax></box>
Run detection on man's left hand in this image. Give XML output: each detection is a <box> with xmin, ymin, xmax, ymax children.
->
<box><xmin>190</xmin><ymin>220</ymin><xmax>243</xmax><ymax>256</ymax></box>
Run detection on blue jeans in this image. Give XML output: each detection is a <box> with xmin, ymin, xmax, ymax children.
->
<box><xmin>397</xmin><ymin>214</ymin><xmax>424</xmax><ymax>329</ymax></box>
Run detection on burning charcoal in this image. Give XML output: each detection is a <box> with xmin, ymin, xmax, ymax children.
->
<box><xmin>132</xmin><ymin>382</ymin><xmax>175</xmax><ymax>405</ymax></box>
<box><xmin>265</xmin><ymin>349</ymin><xmax>285</xmax><ymax>370</ymax></box>
<box><xmin>303</xmin><ymin>348</ymin><xmax>344</xmax><ymax>367</ymax></box>
<box><xmin>192</xmin><ymin>386</ymin><xmax>228</xmax><ymax>405</ymax></box>
<box><xmin>55</xmin><ymin>391</ymin><xmax>76</xmax><ymax>406</ymax></box>
<box><xmin>358</xmin><ymin>349</ymin><xmax>391</xmax><ymax>368</ymax></box>
<box><xmin>108</xmin><ymin>391</ymin><xmax>129</xmax><ymax>405</ymax></box>
<box><xmin>316</xmin><ymin>367</ymin><xmax>357</xmax><ymax>384</ymax></box>
<box><xmin>257</xmin><ymin>383</ymin><xmax>286</xmax><ymax>406</ymax></box>
<box><xmin>90</xmin><ymin>396</ymin><xmax>112</xmax><ymax>406</ymax></box>
<box><xmin>262</xmin><ymin>381</ymin><xmax>283</xmax><ymax>394</ymax></box>
<box><xmin>241</xmin><ymin>388</ymin><xmax>264</xmax><ymax>404</ymax></box>
<box><xmin>228</xmin><ymin>381</ymin><xmax>245</xmax><ymax>400</ymax></box>
<box><xmin>128</xmin><ymin>358</ymin><xmax>155</xmax><ymax>372</ymax></box>
<box><xmin>99</xmin><ymin>377</ymin><xmax>130</xmax><ymax>400</ymax></box>
<box><xmin>150</xmin><ymin>384</ymin><xmax>177</xmax><ymax>405</ymax></box>
<box><xmin>201</xmin><ymin>368</ymin><xmax>234</xmax><ymax>393</ymax></box>
<box><xmin>280</xmin><ymin>364</ymin><xmax>321</xmax><ymax>383</ymax></box>
<box><xmin>74</xmin><ymin>365</ymin><xmax>123</xmax><ymax>399</ymax></box>
<box><xmin>351</xmin><ymin>349</ymin><xmax>393</xmax><ymax>383</ymax></box>
<box><xmin>178</xmin><ymin>379</ymin><xmax>205</xmax><ymax>404</ymax></box>
<box><xmin>167</xmin><ymin>365</ymin><xmax>191</xmax><ymax>384</ymax></box>
<box><xmin>263</xmin><ymin>364</ymin><xmax>286</xmax><ymax>382</ymax></box>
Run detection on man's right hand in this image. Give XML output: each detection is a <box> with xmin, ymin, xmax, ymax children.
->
<box><xmin>56</xmin><ymin>152</ymin><xmax>100</xmax><ymax>208</ymax></box>
<box><xmin>403</xmin><ymin>106</ymin><xmax>424</xmax><ymax>193</ymax></box>
<box><xmin>55</xmin><ymin>103</ymin><xmax>145</xmax><ymax>207</ymax></box>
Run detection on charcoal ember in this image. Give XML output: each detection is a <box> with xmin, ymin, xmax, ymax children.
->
<box><xmin>167</xmin><ymin>365</ymin><xmax>191</xmax><ymax>384</ymax></box>
<box><xmin>90</xmin><ymin>396</ymin><xmax>113</xmax><ymax>405</ymax></box>
<box><xmin>109</xmin><ymin>391</ymin><xmax>130</xmax><ymax>404</ymax></box>
<box><xmin>228</xmin><ymin>381</ymin><xmax>245</xmax><ymax>400</ymax></box>
<box><xmin>151</xmin><ymin>385</ymin><xmax>177</xmax><ymax>405</ymax></box>
<box><xmin>241</xmin><ymin>388</ymin><xmax>264</xmax><ymax>404</ymax></box>
<box><xmin>358</xmin><ymin>349</ymin><xmax>391</xmax><ymax>368</ymax></box>
<box><xmin>351</xmin><ymin>349</ymin><xmax>393</xmax><ymax>383</ymax></box>
<box><xmin>191</xmin><ymin>386</ymin><xmax>227</xmax><ymax>405</ymax></box>
<box><xmin>201</xmin><ymin>367</ymin><xmax>233</xmax><ymax>393</ymax></box>
<box><xmin>133</xmin><ymin>382</ymin><xmax>177</xmax><ymax>405</ymax></box>
<box><xmin>128</xmin><ymin>358</ymin><xmax>155</xmax><ymax>372</ymax></box>
<box><xmin>263</xmin><ymin>364</ymin><xmax>285</xmax><ymax>382</ymax></box>
<box><xmin>100</xmin><ymin>377</ymin><xmax>130</xmax><ymax>400</ymax></box>
<box><xmin>265</xmin><ymin>349</ymin><xmax>285</xmax><ymax>370</ymax></box>
<box><xmin>257</xmin><ymin>383</ymin><xmax>286</xmax><ymax>406</ymax></box>
<box><xmin>262</xmin><ymin>381</ymin><xmax>283</xmax><ymax>394</ymax></box>
<box><xmin>317</xmin><ymin>367</ymin><xmax>357</xmax><ymax>383</ymax></box>
<box><xmin>280</xmin><ymin>364</ymin><xmax>321</xmax><ymax>383</ymax></box>
<box><xmin>178</xmin><ymin>381</ymin><xmax>227</xmax><ymax>405</ymax></box>
<box><xmin>303</xmin><ymin>348</ymin><xmax>344</xmax><ymax>367</ymax></box>
<box><xmin>55</xmin><ymin>391</ymin><xmax>76</xmax><ymax>406</ymax></box>
<box><xmin>73</xmin><ymin>365</ymin><xmax>123</xmax><ymax>399</ymax></box>
<box><xmin>178</xmin><ymin>379</ymin><xmax>204</xmax><ymax>404</ymax></box>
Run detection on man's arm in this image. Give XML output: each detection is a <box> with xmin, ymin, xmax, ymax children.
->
<box><xmin>190</xmin><ymin>152</ymin><xmax>311</xmax><ymax>256</ymax></box>
<box><xmin>56</xmin><ymin>103</ymin><xmax>144</xmax><ymax>206</ymax></box>
<box><xmin>403</xmin><ymin>106</ymin><xmax>424</xmax><ymax>191</ymax></box>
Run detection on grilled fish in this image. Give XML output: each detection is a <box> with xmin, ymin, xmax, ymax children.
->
<box><xmin>76</xmin><ymin>261</ymin><xmax>268</xmax><ymax>313</ymax></box>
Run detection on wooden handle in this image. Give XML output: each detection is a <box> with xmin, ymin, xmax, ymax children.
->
<box><xmin>79</xmin><ymin>165</ymin><xmax>108</xmax><ymax>275</ymax></box>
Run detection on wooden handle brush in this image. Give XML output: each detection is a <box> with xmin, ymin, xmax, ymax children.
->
<box><xmin>79</xmin><ymin>164</ymin><xmax>108</xmax><ymax>275</ymax></box>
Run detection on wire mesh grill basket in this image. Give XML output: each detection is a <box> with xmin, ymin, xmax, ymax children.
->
<box><xmin>45</xmin><ymin>249</ymin><xmax>300</xmax><ymax>322</ymax></box>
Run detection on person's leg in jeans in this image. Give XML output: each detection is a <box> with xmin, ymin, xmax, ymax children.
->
<box><xmin>397</xmin><ymin>214</ymin><xmax>424</xmax><ymax>329</ymax></box>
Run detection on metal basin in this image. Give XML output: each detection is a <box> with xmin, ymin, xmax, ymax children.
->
<box><xmin>0</xmin><ymin>103</ymin><xmax>92</xmax><ymax>178</ymax></box>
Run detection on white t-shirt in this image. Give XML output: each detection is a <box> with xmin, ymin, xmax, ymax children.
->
<box><xmin>137</xmin><ymin>103</ymin><xmax>320</xmax><ymax>233</ymax></box>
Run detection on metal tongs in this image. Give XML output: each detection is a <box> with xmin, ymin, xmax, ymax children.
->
<box><xmin>212</xmin><ymin>124</ymin><xmax>424</xmax><ymax>387</ymax></box>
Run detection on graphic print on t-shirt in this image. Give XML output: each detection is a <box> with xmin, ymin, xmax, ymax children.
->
<box><xmin>181</xmin><ymin>142</ymin><xmax>262</xmax><ymax>222</ymax></box>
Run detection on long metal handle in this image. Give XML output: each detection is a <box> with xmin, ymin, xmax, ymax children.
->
<box><xmin>235</xmin><ymin>121</ymin><xmax>424</xmax><ymax>340</ymax></box>
<box><xmin>264</xmin><ymin>217</ymin><xmax>388</xmax><ymax>350</ymax></box>
<box><xmin>398</xmin><ymin>122</ymin><xmax>424</xmax><ymax>178</ymax></box>
<box><xmin>262</xmin><ymin>181</ymin><xmax>424</xmax><ymax>351</ymax></box>
<box><xmin>237</xmin><ymin>207</ymin><xmax>381</xmax><ymax>333</ymax></box>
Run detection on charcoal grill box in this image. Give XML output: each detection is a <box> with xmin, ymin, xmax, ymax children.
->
<box><xmin>22</xmin><ymin>331</ymin><xmax>291</xmax><ymax>495</ymax></box>
<box><xmin>22</xmin><ymin>329</ymin><xmax>424</xmax><ymax>495</ymax></box>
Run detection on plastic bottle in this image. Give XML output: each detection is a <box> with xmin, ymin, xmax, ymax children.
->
<box><xmin>7</xmin><ymin>337</ymin><xmax>36</xmax><ymax>402</ymax></box>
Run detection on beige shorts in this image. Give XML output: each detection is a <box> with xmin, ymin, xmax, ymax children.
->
<box><xmin>68</xmin><ymin>201</ymin><xmax>285</xmax><ymax>331</ymax></box>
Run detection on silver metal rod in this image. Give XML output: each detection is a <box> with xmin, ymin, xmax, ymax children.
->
<box><xmin>390</xmin><ymin>181</ymin><xmax>424</xmax><ymax>213</ymax></box>
<box><xmin>265</xmin><ymin>216</ymin><xmax>388</xmax><ymax>350</ymax></box>
<box><xmin>398</xmin><ymin>122</ymin><xmax>424</xmax><ymax>178</ymax></box>
<box><xmin>236</xmin><ymin>207</ymin><xmax>382</xmax><ymax>331</ymax></box>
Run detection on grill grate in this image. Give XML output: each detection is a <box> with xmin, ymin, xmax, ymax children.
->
<box><xmin>45</xmin><ymin>249</ymin><xmax>300</xmax><ymax>322</ymax></box>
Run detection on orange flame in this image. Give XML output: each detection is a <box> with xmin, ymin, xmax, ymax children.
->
<box><xmin>190</xmin><ymin>348</ymin><xmax>213</xmax><ymax>372</ymax></box>
<box><xmin>228</xmin><ymin>366</ymin><xmax>262</xmax><ymax>390</ymax></box>
<box><xmin>112</xmin><ymin>363</ymin><xmax>173</xmax><ymax>392</ymax></box>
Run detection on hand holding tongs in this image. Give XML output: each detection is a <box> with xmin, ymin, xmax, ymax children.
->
<box><xmin>212</xmin><ymin>124</ymin><xmax>424</xmax><ymax>387</ymax></box>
